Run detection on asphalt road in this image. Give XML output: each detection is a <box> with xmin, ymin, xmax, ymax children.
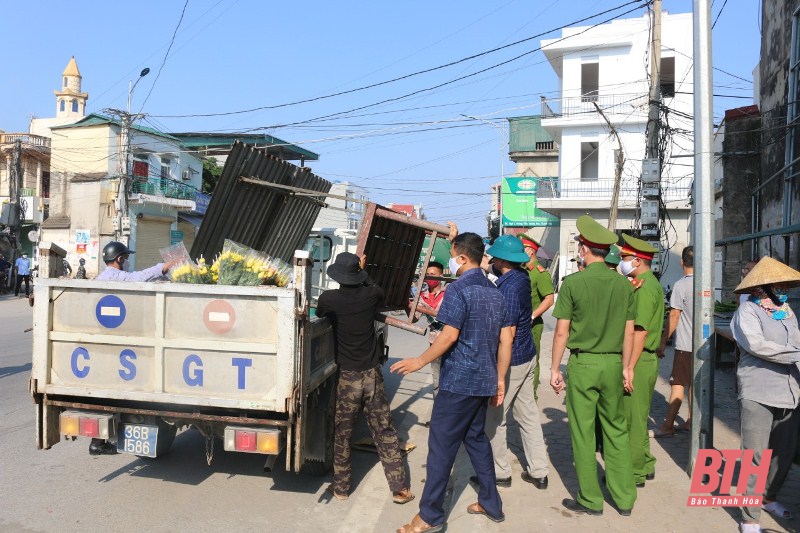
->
<box><xmin>0</xmin><ymin>296</ymin><xmax>435</xmax><ymax>533</ymax></box>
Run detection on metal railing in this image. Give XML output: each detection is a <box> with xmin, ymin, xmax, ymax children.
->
<box><xmin>131</xmin><ymin>177</ymin><xmax>196</xmax><ymax>200</ymax></box>
<box><xmin>0</xmin><ymin>133</ymin><xmax>51</xmax><ymax>149</ymax></box>
<box><xmin>540</xmin><ymin>93</ymin><xmax>648</xmax><ymax>119</ymax></box>
<box><xmin>536</xmin><ymin>177</ymin><xmax>691</xmax><ymax>201</ymax></box>
<box><xmin>20</xmin><ymin>188</ymin><xmax>36</xmax><ymax>197</ymax></box>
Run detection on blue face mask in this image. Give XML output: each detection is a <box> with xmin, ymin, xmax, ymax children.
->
<box><xmin>773</xmin><ymin>288</ymin><xmax>789</xmax><ymax>303</ymax></box>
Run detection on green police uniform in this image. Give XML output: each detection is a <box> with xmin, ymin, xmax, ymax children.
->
<box><xmin>619</xmin><ymin>234</ymin><xmax>665</xmax><ymax>485</ymax></box>
<box><xmin>552</xmin><ymin>216</ymin><xmax>637</xmax><ymax>512</ymax></box>
<box><xmin>527</xmin><ymin>259</ymin><xmax>554</xmax><ymax>400</ymax></box>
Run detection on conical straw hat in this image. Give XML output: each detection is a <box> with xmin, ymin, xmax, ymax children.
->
<box><xmin>734</xmin><ymin>256</ymin><xmax>800</xmax><ymax>293</ymax></box>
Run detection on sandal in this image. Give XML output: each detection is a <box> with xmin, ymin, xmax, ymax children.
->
<box><xmin>326</xmin><ymin>485</ymin><xmax>348</xmax><ymax>501</ymax></box>
<box><xmin>396</xmin><ymin>514</ymin><xmax>444</xmax><ymax>533</ymax></box>
<box><xmin>393</xmin><ymin>488</ymin><xmax>415</xmax><ymax>504</ymax></box>
<box><xmin>466</xmin><ymin>502</ymin><xmax>505</xmax><ymax>523</ymax></box>
<box><xmin>762</xmin><ymin>500</ymin><xmax>793</xmax><ymax>519</ymax></box>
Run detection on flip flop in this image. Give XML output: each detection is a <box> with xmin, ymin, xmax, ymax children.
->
<box><xmin>762</xmin><ymin>501</ymin><xmax>793</xmax><ymax>519</ymax></box>
<box><xmin>396</xmin><ymin>514</ymin><xmax>445</xmax><ymax>533</ymax></box>
<box><xmin>466</xmin><ymin>502</ymin><xmax>505</xmax><ymax>523</ymax></box>
<box><xmin>325</xmin><ymin>485</ymin><xmax>348</xmax><ymax>501</ymax></box>
<box><xmin>393</xmin><ymin>489</ymin><xmax>415</xmax><ymax>505</ymax></box>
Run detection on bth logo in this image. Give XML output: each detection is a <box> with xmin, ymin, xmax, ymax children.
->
<box><xmin>687</xmin><ymin>449</ymin><xmax>771</xmax><ymax>507</ymax></box>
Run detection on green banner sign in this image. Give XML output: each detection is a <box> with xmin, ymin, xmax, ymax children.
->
<box><xmin>501</xmin><ymin>177</ymin><xmax>559</xmax><ymax>228</ymax></box>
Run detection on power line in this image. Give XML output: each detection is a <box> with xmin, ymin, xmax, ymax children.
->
<box><xmin>711</xmin><ymin>0</ymin><xmax>730</xmax><ymax>30</ymax></box>
<box><xmin>137</xmin><ymin>0</ymin><xmax>190</xmax><ymax>113</ymax></box>
<box><xmin>151</xmin><ymin>0</ymin><xmax>649</xmax><ymax>119</ymax></box>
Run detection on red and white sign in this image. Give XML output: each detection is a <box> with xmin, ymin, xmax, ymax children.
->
<box><xmin>203</xmin><ymin>299</ymin><xmax>236</xmax><ymax>334</ymax></box>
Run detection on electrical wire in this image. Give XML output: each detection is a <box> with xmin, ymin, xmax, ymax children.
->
<box><xmin>137</xmin><ymin>0</ymin><xmax>190</xmax><ymax>114</ymax></box>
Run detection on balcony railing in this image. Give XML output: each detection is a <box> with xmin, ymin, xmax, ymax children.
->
<box><xmin>0</xmin><ymin>133</ymin><xmax>51</xmax><ymax>149</ymax></box>
<box><xmin>541</xmin><ymin>93</ymin><xmax>648</xmax><ymax>119</ymax></box>
<box><xmin>20</xmin><ymin>188</ymin><xmax>37</xmax><ymax>197</ymax></box>
<box><xmin>131</xmin><ymin>177</ymin><xmax>197</xmax><ymax>201</ymax></box>
<box><xmin>536</xmin><ymin>177</ymin><xmax>690</xmax><ymax>201</ymax></box>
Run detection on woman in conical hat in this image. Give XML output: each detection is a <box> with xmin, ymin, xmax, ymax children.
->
<box><xmin>731</xmin><ymin>256</ymin><xmax>800</xmax><ymax>532</ymax></box>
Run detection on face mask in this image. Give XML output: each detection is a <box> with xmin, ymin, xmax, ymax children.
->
<box><xmin>773</xmin><ymin>288</ymin><xmax>789</xmax><ymax>303</ymax></box>
<box><xmin>426</xmin><ymin>280</ymin><xmax>440</xmax><ymax>290</ymax></box>
<box><xmin>118</xmin><ymin>257</ymin><xmax>126</xmax><ymax>269</ymax></box>
<box><xmin>448</xmin><ymin>256</ymin><xmax>463</xmax><ymax>277</ymax></box>
<box><xmin>491</xmin><ymin>264</ymin><xmax>502</xmax><ymax>277</ymax></box>
<box><xmin>619</xmin><ymin>258</ymin><xmax>636</xmax><ymax>276</ymax></box>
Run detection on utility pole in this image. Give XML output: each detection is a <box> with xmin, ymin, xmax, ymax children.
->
<box><xmin>689</xmin><ymin>0</ymin><xmax>715</xmax><ymax>475</ymax></box>
<box><xmin>640</xmin><ymin>1</ymin><xmax>662</xmax><ymax>258</ymax></box>
<box><xmin>11</xmin><ymin>139</ymin><xmax>23</xmax><ymax>252</ymax></box>
<box><xmin>646</xmin><ymin>0</ymin><xmax>662</xmax><ymax>160</ymax></box>
<box><xmin>107</xmin><ymin>67</ymin><xmax>150</xmax><ymax>243</ymax></box>
<box><xmin>593</xmin><ymin>102</ymin><xmax>625</xmax><ymax>230</ymax></box>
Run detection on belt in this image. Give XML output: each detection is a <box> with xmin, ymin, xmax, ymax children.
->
<box><xmin>570</xmin><ymin>350</ymin><xmax>622</xmax><ymax>356</ymax></box>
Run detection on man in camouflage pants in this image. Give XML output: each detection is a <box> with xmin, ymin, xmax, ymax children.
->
<box><xmin>316</xmin><ymin>253</ymin><xmax>414</xmax><ymax>504</ymax></box>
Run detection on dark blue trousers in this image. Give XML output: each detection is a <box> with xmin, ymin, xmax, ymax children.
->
<box><xmin>419</xmin><ymin>390</ymin><xmax>503</xmax><ymax>525</ymax></box>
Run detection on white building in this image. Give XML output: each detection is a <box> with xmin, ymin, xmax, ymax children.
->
<box><xmin>313</xmin><ymin>181</ymin><xmax>369</xmax><ymax>231</ymax></box>
<box><xmin>538</xmin><ymin>11</ymin><xmax>693</xmax><ymax>289</ymax></box>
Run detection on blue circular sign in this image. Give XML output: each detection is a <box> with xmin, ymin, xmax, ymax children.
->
<box><xmin>96</xmin><ymin>295</ymin><xmax>126</xmax><ymax>329</ymax></box>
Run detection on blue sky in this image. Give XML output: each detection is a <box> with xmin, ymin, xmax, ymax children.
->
<box><xmin>2</xmin><ymin>0</ymin><xmax>759</xmax><ymax>233</ymax></box>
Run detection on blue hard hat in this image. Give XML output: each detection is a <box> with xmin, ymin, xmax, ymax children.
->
<box><xmin>486</xmin><ymin>235</ymin><xmax>530</xmax><ymax>264</ymax></box>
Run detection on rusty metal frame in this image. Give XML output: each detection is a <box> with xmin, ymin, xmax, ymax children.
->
<box><xmin>356</xmin><ymin>203</ymin><xmax>450</xmax><ymax>335</ymax></box>
<box><xmin>44</xmin><ymin>399</ymin><xmax>291</xmax><ymax>427</ymax></box>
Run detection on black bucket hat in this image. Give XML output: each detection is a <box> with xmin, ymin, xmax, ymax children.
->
<box><xmin>326</xmin><ymin>252</ymin><xmax>368</xmax><ymax>286</ymax></box>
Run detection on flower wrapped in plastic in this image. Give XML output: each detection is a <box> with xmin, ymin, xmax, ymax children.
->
<box><xmin>213</xmin><ymin>240</ymin><xmax>248</xmax><ymax>285</ymax></box>
<box><xmin>170</xmin><ymin>262</ymin><xmax>203</xmax><ymax>284</ymax></box>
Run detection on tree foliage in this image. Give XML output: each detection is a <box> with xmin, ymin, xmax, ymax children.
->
<box><xmin>202</xmin><ymin>157</ymin><xmax>223</xmax><ymax>194</ymax></box>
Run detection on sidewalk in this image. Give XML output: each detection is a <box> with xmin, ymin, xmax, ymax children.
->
<box><xmin>392</xmin><ymin>312</ymin><xmax>798</xmax><ymax>533</ymax></box>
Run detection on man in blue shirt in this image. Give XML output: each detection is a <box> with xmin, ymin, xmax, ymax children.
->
<box><xmin>95</xmin><ymin>241</ymin><xmax>175</xmax><ymax>282</ymax></box>
<box><xmin>473</xmin><ymin>236</ymin><xmax>550</xmax><ymax>490</ymax></box>
<box><xmin>14</xmin><ymin>252</ymin><xmax>31</xmax><ymax>297</ymax></box>
<box><xmin>393</xmin><ymin>232</ymin><xmax>514</xmax><ymax>533</ymax></box>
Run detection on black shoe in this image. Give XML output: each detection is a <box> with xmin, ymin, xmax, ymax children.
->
<box><xmin>89</xmin><ymin>441</ymin><xmax>117</xmax><ymax>455</ymax></box>
<box><xmin>618</xmin><ymin>508</ymin><xmax>632</xmax><ymax>516</ymax></box>
<box><xmin>521</xmin><ymin>471</ymin><xmax>548</xmax><ymax>489</ymax></box>
<box><xmin>636</xmin><ymin>481</ymin><xmax>645</xmax><ymax>488</ymax></box>
<box><xmin>562</xmin><ymin>498</ymin><xmax>602</xmax><ymax>516</ymax></box>
<box><xmin>469</xmin><ymin>475</ymin><xmax>511</xmax><ymax>488</ymax></box>
<box><xmin>645</xmin><ymin>472</ymin><xmax>655</xmax><ymax>481</ymax></box>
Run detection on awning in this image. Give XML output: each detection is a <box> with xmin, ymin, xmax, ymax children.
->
<box><xmin>178</xmin><ymin>213</ymin><xmax>204</xmax><ymax>228</ymax></box>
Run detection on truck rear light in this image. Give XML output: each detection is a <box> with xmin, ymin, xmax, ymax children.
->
<box><xmin>60</xmin><ymin>411</ymin><xmax>115</xmax><ymax>440</ymax></box>
<box><xmin>235</xmin><ymin>430</ymin><xmax>257</xmax><ymax>452</ymax></box>
<box><xmin>80</xmin><ymin>417</ymin><xmax>99</xmax><ymax>438</ymax></box>
<box><xmin>224</xmin><ymin>427</ymin><xmax>282</xmax><ymax>455</ymax></box>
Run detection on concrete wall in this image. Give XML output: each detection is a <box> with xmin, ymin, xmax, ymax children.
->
<box><xmin>50</xmin><ymin>124</ymin><xmax>116</xmax><ymax>175</ymax></box>
<box><xmin>758</xmin><ymin>0</ymin><xmax>800</xmax><ymax>265</ymax></box>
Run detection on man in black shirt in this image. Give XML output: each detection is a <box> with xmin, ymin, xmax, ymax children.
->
<box><xmin>316</xmin><ymin>252</ymin><xmax>413</xmax><ymax>504</ymax></box>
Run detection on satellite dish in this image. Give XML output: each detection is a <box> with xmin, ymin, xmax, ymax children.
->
<box><xmin>28</xmin><ymin>230</ymin><xmax>39</xmax><ymax>242</ymax></box>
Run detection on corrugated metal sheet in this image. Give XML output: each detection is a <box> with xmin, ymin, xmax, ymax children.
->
<box><xmin>191</xmin><ymin>141</ymin><xmax>332</xmax><ymax>262</ymax></box>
